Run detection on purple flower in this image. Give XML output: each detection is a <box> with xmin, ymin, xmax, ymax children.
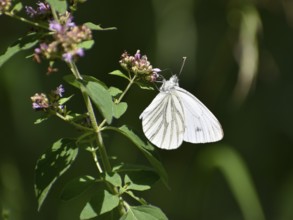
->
<box><xmin>65</xmin><ymin>15</ymin><xmax>75</xmax><ymax>28</ymax></box>
<box><xmin>49</xmin><ymin>20</ymin><xmax>62</xmax><ymax>32</ymax></box>
<box><xmin>36</xmin><ymin>2</ymin><xmax>49</xmax><ymax>14</ymax></box>
<box><xmin>134</xmin><ymin>50</ymin><xmax>141</xmax><ymax>60</ymax></box>
<box><xmin>54</xmin><ymin>85</ymin><xmax>65</xmax><ymax>97</ymax></box>
<box><xmin>76</xmin><ymin>48</ymin><xmax>84</xmax><ymax>57</ymax></box>
<box><xmin>62</xmin><ymin>52</ymin><xmax>73</xmax><ymax>62</ymax></box>
<box><xmin>25</xmin><ymin>6</ymin><xmax>37</xmax><ymax>17</ymax></box>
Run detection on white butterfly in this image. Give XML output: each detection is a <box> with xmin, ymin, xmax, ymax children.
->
<box><xmin>139</xmin><ymin>75</ymin><xmax>223</xmax><ymax>150</ymax></box>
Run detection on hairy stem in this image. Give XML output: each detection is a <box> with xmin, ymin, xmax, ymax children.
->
<box><xmin>4</xmin><ymin>12</ymin><xmax>49</xmax><ymax>30</ymax></box>
<box><xmin>68</xmin><ymin>61</ymin><xmax>112</xmax><ymax>173</ymax></box>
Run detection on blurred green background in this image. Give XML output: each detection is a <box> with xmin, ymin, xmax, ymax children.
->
<box><xmin>1</xmin><ymin>0</ymin><xmax>293</xmax><ymax>219</ymax></box>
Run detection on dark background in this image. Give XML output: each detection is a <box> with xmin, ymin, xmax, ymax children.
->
<box><xmin>1</xmin><ymin>0</ymin><xmax>293</xmax><ymax>219</ymax></box>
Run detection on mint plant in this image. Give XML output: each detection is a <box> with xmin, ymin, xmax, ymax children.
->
<box><xmin>0</xmin><ymin>1</ymin><xmax>168</xmax><ymax>219</ymax></box>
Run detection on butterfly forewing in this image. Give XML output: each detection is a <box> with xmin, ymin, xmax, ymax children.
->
<box><xmin>140</xmin><ymin>91</ymin><xmax>185</xmax><ymax>149</ymax></box>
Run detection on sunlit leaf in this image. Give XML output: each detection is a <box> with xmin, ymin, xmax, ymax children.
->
<box><xmin>46</xmin><ymin>0</ymin><xmax>67</xmax><ymax>13</ymax></box>
<box><xmin>120</xmin><ymin>205</ymin><xmax>168</xmax><ymax>220</ymax></box>
<box><xmin>63</xmin><ymin>75</ymin><xmax>113</xmax><ymax>123</ymax></box>
<box><xmin>35</xmin><ymin>138</ymin><xmax>78</xmax><ymax>211</ymax></box>
<box><xmin>113</xmin><ymin>102</ymin><xmax>127</xmax><ymax>119</ymax></box>
<box><xmin>0</xmin><ymin>33</ymin><xmax>38</xmax><ymax>68</ymax></box>
<box><xmin>84</xmin><ymin>22</ymin><xmax>117</xmax><ymax>31</ymax></box>
<box><xmin>104</xmin><ymin>172</ymin><xmax>122</xmax><ymax>188</ymax></box>
<box><xmin>78</xmin><ymin>40</ymin><xmax>94</xmax><ymax>50</ymax></box>
<box><xmin>80</xmin><ymin>189</ymin><xmax>120</xmax><ymax>219</ymax></box>
<box><xmin>58</xmin><ymin>95</ymin><xmax>74</xmax><ymax>105</ymax></box>
<box><xmin>60</xmin><ymin>175</ymin><xmax>95</xmax><ymax>201</ymax></box>
<box><xmin>109</xmin><ymin>70</ymin><xmax>129</xmax><ymax>80</ymax></box>
<box><xmin>108</xmin><ymin>86</ymin><xmax>123</xmax><ymax>97</ymax></box>
<box><xmin>135</xmin><ymin>81</ymin><xmax>155</xmax><ymax>90</ymax></box>
<box><xmin>84</xmin><ymin>81</ymin><xmax>113</xmax><ymax>124</ymax></box>
<box><xmin>11</xmin><ymin>2</ymin><xmax>23</xmax><ymax>13</ymax></box>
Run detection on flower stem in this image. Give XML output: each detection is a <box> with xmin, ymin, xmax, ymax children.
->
<box><xmin>99</xmin><ymin>75</ymin><xmax>137</xmax><ymax>129</ymax></box>
<box><xmin>68</xmin><ymin>61</ymin><xmax>112</xmax><ymax>173</ymax></box>
<box><xmin>4</xmin><ymin>12</ymin><xmax>49</xmax><ymax>30</ymax></box>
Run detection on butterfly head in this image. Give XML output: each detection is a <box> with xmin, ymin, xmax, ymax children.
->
<box><xmin>160</xmin><ymin>75</ymin><xmax>179</xmax><ymax>92</ymax></box>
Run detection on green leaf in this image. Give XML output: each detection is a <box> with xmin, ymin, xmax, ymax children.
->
<box><xmin>108</xmin><ymin>86</ymin><xmax>122</xmax><ymax>97</ymax></box>
<box><xmin>63</xmin><ymin>75</ymin><xmax>107</xmax><ymax>89</ymax></box>
<box><xmin>80</xmin><ymin>189</ymin><xmax>120</xmax><ymax>219</ymax></box>
<box><xmin>58</xmin><ymin>95</ymin><xmax>74</xmax><ymax>105</ymax></box>
<box><xmin>63</xmin><ymin>75</ymin><xmax>113</xmax><ymax>123</ymax></box>
<box><xmin>84</xmin><ymin>80</ymin><xmax>113</xmax><ymax>124</ymax></box>
<box><xmin>113</xmin><ymin>102</ymin><xmax>127</xmax><ymax>119</ymax></box>
<box><xmin>124</xmin><ymin>170</ymin><xmax>159</xmax><ymax>191</ymax></box>
<box><xmin>84</xmin><ymin>22</ymin><xmax>117</xmax><ymax>31</ymax></box>
<box><xmin>34</xmin><ymin>116</ymin><xmax>49</xmax><ymax>124</ymax></box>
<box><xmin>120</xmin><ymin>205</ymin><xmax>168</xmax><ymax>220</ymax></box>
<box><xmin>78</xmin><ymin>40</ymin><xmax>95</xmax><ymax>50</ymax></box>
<box><xmin>34</xmin><ymin>138</ymin><xmax>79</xmax><ymax>211</ymax></box>
<box><xmin>105</xmin><ymin>126</ymin><xmax>168</xmax><ymax>188</ymax></box>
<box><xmin>135</xmin><ymin>81</ymin><xmax>155</xmax><ymax>90</ymax></box>
<box><xmin>46</xmin><ymin>0</ymin><xmax>67</xmax><ymax>13</ymax></box>
<box><xmin>60</xmin><ymin>175</ymin><xmax>95</xmax><ymax>201</ymax></box>
<box><xmin>109</xmin><ymin>70</ymin><xmax>129</xmax><ymax>80</ymax></box>
<box><xmin>11</xmin><ymin>2</ymin><xmax>23</xmax><ymax>13</ymax></box>
<box><xmin>0</xmin><ymin>33</ymin><xmax>38</xmax><ymax>68</ymax></box>
<box><xmin>104</xmin><ymin>172</ymin><xmax>122</xmax><ymax>188</ymax></box>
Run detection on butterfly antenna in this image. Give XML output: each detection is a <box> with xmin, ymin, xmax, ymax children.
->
<box><xmin>178</xmin><ymin>57</ymin><xmax>187</xmax><ymax>76</ymax></box>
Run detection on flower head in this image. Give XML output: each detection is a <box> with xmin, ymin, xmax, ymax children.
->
<box><xmin>25</xmin><ymin>1</ymin><xmax>50</xmax><ymax>19</ymax></box>
<box><xmin>31</xmin><ymin>93</ymin><xmax>49</xmax><ymax>110</ymax></box>
<box><xmin>35</xmin><ymin>12</ymin><xmax>92</xmax><ymax>63</ymax></box>
<box><xmin>0</xmin><ymin>0</ymin><xmax>12</xmax><ymax>14</ymax></box>
<box><xmin>119</xmin><ymin>50</ymin><xmax>161</xmax><ymax>81</ymax></box>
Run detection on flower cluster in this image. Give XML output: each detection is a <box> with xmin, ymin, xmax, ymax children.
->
<box><xmin>0</xmin><ymin>0</ymin><xmax>12</xmax><ymax>14</ymax></box>
<box><xmin>25</xmin><ymin>1</ymin><xmax>51</xmax><ymax>19</ymax></box>
<box><xmin>119</xmin><ymin>50</ymin><xmax>160</xmax><ymax>82</ymax></box>
<box><xmin>34</xmin><ymin>12</ymin><xmax>92</xmax><ymax>63</ymax></box>
<box><xmin>31</xmin><ymin>85</ymin><xmax>65</xmax><ymax>111</ymax></box>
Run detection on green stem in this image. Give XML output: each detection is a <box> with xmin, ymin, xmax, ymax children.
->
<box><xmin>99</xmin><ymin>75</ymin><xmax>137</xmax><ymax>129</ymax></box>
<box><xmin>68</xmin><ymin>61</ymin><xmax>112</xmax><ymax>173</ymax></box>
<box><xmin>4</xmin><ymin>12</ymin><xmax>49</xmax><ymax>30</ymax></box>
<box><xmin>54</xmin><ymin>112</ymin><xmax>93</xmax><ymax>132</ymax></box>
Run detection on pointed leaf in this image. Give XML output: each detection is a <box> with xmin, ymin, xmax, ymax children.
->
<box><xmin>80</xmin><ymin>189</ymin><xmax>120</xmax><ymax>219</ymax></box>
<box><xmin>120</xmin><ymin>205</ymin><xmax>168</xmax><ymax>220</ymax></box>
<box><xmin>78</xmin><ymin>40</ymin><xmax>94</xmax><ymax>50</ymax></box>
<box><xmin>124</xmin><ymin>170</ymin><xmax>159</xmax><ymax>191</ymax></box>
<box><xmin>108</xmin><ymin>86</ymin><xmax>123</xmax><ymax>97</ymax></box>
<box><xmin>113</xmin><ymin>102</ymin><xmax>127</xmax><ymax>119</ymax></box>
<box><xmin>0</xmin><ymin>33</ymin><xmax>38</xmax><ymax>68</ymax></box>
<box><xmin>60</xmin><ymin>175</ymin><xmax>95</xmax><ymax>201</ymax></box>
<box><xmin>135</xmin><ymin>81</ymin><xmax>155</xmax><ymax>90</ymax></box>
<box><xmin>63</xmin><ymin>75</ymin><xmax>107</xmax><ymax>89</ymax></box>
<box><xmin>84</xmin><ymin>81</ymin><xmax>113</xmax><ymax>124</ymax></box>
<box><xmin>34</xmin><ymin>138</ymin><xmax>79</xmax><ymax>210</ymax></box>
<box><xmin>84</xmin><ymin>22</ymin><xmax>117</xmax><ymax>31</ymax></box>
<box><xmin>63</xmin><ymin>75</ymin><xmax>113</xmax><ymax>123</ymax></box>
<box><xmin>109</xmin><ymin>70</ymin><xmax>129</xmax><ymax>80</ymax></box>
<box><xmin>11</xmin><ymin>2</ymin><xmax>23</xmax><ymax>13</ymax></box>
<box><xmin>104</xmin><ymin>172</ymin><xmax>122</xmax><ymax>188</ymax></box>
<box><xmin>46</xmin><ymin>0</ymin><xmax>67</xmax><ymax>13</ymax></box>
<box><xmin>105</xmin><ymin>126</ymin><xmax>168</xmax><ymax>187</ymax></box>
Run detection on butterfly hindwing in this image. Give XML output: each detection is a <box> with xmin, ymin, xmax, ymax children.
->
<box><xmin>175</xmin><ymin>86</ymin><xmax>223</xmax><ymax>143</ymax></box>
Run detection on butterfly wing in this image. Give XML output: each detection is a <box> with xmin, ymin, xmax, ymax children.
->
<box><xmin>139</xmin><ymin>91</ymin><xmax>185</xmax><ymax>149</ymax></box>
<box><xmin>174</xmin><ymin>86</ymin><xmax>223</xmax><ymax>143</ymax></box>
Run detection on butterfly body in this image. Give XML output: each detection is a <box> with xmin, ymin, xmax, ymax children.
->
<box><xmin>139</xmin><ymin>75</ymin><xmax>223</xmax><ymax>150</ymax></box>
